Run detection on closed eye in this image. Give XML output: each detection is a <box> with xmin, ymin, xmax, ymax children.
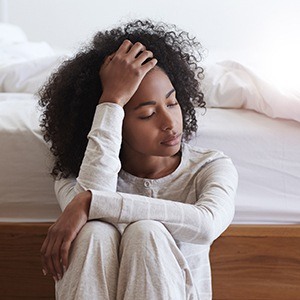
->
<box><xmin>139</xmin><ymin>112</ymin><xmax>155</xmax><ymax>120</ymax></box>
<box><xmin>167</xmin><ymin>102</ymin><xmax>179</xmax><ymax>108</ymax></box>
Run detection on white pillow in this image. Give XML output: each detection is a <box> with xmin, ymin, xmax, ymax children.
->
<box><xmin>0</xmin><ymin>41</ymin><xmax>55</xmax><ymax>67</ymax></box>
<box><xmin>202</xmin><ymin>60</ymin><xmax>300</xmax><ymax>123</ymax></box>
<box><xmin>0</xmin><ymin>55</ymin><xmax>68</xmax><ymax>94</ymax></box>
<box><xmin>0</xmin><ymin>23</ymin><xmax>28</xmax><ymax>44</ymax></box>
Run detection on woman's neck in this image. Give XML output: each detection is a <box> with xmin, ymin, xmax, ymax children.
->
<box><xmin>121</xmin><ymin>152</ymin><xmax>181</xmax><ymax>179</ymax></box>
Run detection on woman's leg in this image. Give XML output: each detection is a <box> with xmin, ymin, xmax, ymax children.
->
<box><xmin>117</xmin><ymin>220</ymin><xmax>196</xmax><ymax>300</ymax></box>
<box><xmin>56</xmin><ymin>221</ymin><xmax>120</xmax><ymax>300</ymax></box>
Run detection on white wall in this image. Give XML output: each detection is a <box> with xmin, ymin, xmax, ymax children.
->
<box><xmin>6</xmin><ymin>0</ymin><xmax>300</xmax><ymax>89</ymax></box>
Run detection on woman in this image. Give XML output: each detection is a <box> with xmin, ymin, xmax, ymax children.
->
<box><xmin>39</xmin><ymin>19</ymin><xmax>238</xmax><ymax>300</ymax></box>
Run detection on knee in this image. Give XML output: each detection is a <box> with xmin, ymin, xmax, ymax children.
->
<box><xmin>122</xmin><ymin>220</ymin><xmax>169</xmax><ymax>245</ymax></box>
<box><xmin>76</xmin><ymin>221</ymin><xmax>120</xmax><ymax>247</ymax></box>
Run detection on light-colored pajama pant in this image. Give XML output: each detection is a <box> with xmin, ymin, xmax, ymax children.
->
<box><xmin>56</xmin><ymin>220</ymin><xmax>197</xmax><ymax>300</ymax></box>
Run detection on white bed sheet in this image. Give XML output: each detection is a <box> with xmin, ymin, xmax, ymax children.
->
<box><xmin>191</xmin><ymin>107</ymin><xmax>300</xmax><ymax>224</ymax></box>
<box><xmin>0</xmin><ymin>94</ymin><xmax>60</xmax><ymax>222</ymax></box>
<box><xmin>0</xmin><ymin>93</ymin><xmax>299</xmax><ymax>224</ymax></box>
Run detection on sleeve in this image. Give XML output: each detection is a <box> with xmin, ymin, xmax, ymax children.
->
<box><xmin>54</xmin><ymin>102</ymin><xmax>124</xmax><ymax>211</ymax></box>
<box><xmin>88</xmin><ymin>157</ymin><xmax>238</xmax><ymax>245</ymax></box>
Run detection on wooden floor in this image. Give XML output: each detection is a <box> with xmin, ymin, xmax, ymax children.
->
<box><xmin>0</xmin><ymin>223</ymin><xmax>300</xmax><ymax>300</ymax></box>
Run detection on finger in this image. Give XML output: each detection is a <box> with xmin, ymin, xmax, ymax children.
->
<box><xmin>102</xmin><ymin>52</ymin><xmax>116</xmax><ymax>67</ymax></box>
<box><xmin>101</xmin><ymin>55</ymin><xmax>111</xmax><ymax>68</ymax></box>
<box><xmin>108</xmin><ymin>52</ymin><xmax>116</xmax><ymax>61</ymax></box>
<box><xmin>99</xmin><ymin>54</ymin><xmax>115</xmax><ymax>79</ymax></box>
<box><xmin>51</xmin><ymin>238</ymin><xmax>64</xmax><ymax>280</ymax></box>
<box><xmin>127</xmin><ymin>42</ymin><xmax>146</xmax><ymax>59</ymax></box>
<box><xmin>134</xmin><ymin>50</ymin><xmax>154</xmax><ymax>65</ymax></box>
<box><xmin>141</xmin><ymin>58</ymin><xmax>158</xmax><ymax>73</ymax></box>
<box><xmin>43</xmin><ymin>232</ymin><xmax>60</xmax><ymax>281</ymax></box>
<box><xmin>60</xmin><ymin>239</ymin><xmax>72</xmax><ymax>271</ymax></box>
<box><xmin>115</xmin><ymin>39</ymin><xmax>133</xmax><ymax>55</ymax></box>
<box><xmin>40</xmin><ymin>235</ymin><xmax>50</xmax><ymax>275</ymax></box>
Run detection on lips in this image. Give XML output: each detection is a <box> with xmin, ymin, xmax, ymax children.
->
<box><xmin>161</xmin><ymin>133</ymin><xmax>182</xmax><ymax>146</ymax></box>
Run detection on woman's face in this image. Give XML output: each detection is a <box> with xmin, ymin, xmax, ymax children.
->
<box><xmin>122</xmin><ymin>67</ymin><xmax>183</xmax><ymax>160</ymax></box>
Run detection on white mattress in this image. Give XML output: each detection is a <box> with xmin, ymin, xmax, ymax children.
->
<box><xmin>0</xmin><ymin>93</ymin><xmax>299</xmax><ymax>224</ymax></box>
<box><xmin>0</xmin><ymin>94</ymin><xmax>60</xmax><ymax>222</ymax></box>
<box><xmin>1</xmin><ymin>23</ymin><xmax>299</xmax><ymax>224</ymax></box>
<box><xmin>191</xmin><ymin>107</ymin><xmax>300</xmax><ymax>224</ymax></box>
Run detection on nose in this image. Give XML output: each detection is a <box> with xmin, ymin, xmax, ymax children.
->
<box><xmin>161</xmin><ymin>110</ymin><xmax>175</xmax><ymax>131</ymax></box>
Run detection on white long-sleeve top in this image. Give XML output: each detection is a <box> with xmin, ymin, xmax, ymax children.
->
<box><xmin>55</xmin><ymin>103</ymin><xmax>238</xmax><ymax>298</ymax></box>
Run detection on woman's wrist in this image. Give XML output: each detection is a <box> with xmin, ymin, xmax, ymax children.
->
<box><xmin>98</xmin><ymin>94</ymin><xmax>127</xmax><ymax>107</ymax></box>
<box><xmin>72</xmin><ymin>191</ymin><xmax>92</xmax><ymax>218</ymax></box>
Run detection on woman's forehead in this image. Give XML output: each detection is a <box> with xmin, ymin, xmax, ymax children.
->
<box><xmin>129</xmin><ymin>68</ymin><xmax>174</xmax><ymax>103</ymax></box>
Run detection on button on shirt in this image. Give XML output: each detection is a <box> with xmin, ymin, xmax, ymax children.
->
<box><xmin>143</xmin><ymin>180</ymin><xmax>151</xmax><ymax>188</ymax></box>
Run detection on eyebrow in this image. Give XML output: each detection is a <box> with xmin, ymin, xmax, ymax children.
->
<box><xmin>134</xmin><ymin>88</ymin><xmax>176</xmax><ymax>110</ymax></box>
<box><xmin>134</xmin><ymin>100</ymin><xmax>156</xmax><ymax>110</ymax></box>
<box><xmin>166</xmin><ymin>88</ymin><xmax>175</xmax><ymax>99</ymax></box>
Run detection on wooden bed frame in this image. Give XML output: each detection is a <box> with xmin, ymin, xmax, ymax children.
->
<box><xmin>0</xmin><ymin>223</ymin><xmax>299</xmax><ymax>299</ymax></box>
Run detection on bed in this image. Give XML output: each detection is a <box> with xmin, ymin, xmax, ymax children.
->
<box><xmin>0</xmin><ymin>23</ymin><xmax>300</xmax><ymax>299</ymax></box>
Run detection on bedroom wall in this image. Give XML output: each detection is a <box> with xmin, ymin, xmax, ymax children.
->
<box><xmin>5</xmin><ymin>0</ymin><xmax>300</xmax><ymax>89</ymax></box>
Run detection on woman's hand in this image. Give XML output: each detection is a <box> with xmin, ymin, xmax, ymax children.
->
<box><xmin>99</xmin><ymin>39</ymin><xmax>158</xmax><ymax>107</ymax></box>
<box><xmin>40</xmin><ymin>191</ymin><xmax>92</xmax><ymax>281</ymax></box>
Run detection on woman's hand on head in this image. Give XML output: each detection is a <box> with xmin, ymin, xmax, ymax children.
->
<box><xmin>99</xmin><ymin>40</ymin><xmax>158</xmax><ymax>107</ymax></box>
<box><xmin>40</xmin><ymin>191</ymin><xmax>92</xmax><ymax>281</ymax></box>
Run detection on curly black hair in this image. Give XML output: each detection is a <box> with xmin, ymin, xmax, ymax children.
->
<box><xmin>39</xmin><ymin>19</ymin><xmax>205</xmax><ymax>179</ymax></box>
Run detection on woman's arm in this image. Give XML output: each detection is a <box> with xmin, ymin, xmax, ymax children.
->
<box><xmin>56</xmin><ymin>103</ymin><xmax>124</xmax><ymax>211</ymax></box>
<box><xmin>88</xmin><ymin>157</ymin><xmax>238</xmax><ymax>245</ymax></box>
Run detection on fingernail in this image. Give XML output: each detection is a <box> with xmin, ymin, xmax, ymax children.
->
<box><xmin>63</xmin><ymin>265</ymin><xmax>67</xmax><ymax>273</ymax></box>
<box><xmin>53</xmin><ymin>276</ymin><xmax>57</xmax><ymax>282</ymax></box>
<box><xmin>57</xmin><ymin>273</ymin><xmax>62</xmax><ymax>280</ymax></box>
<box><xmin>42</xmin><ymin>269</ymin><xmax>47</xmax><ymax>276</ymax></box>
